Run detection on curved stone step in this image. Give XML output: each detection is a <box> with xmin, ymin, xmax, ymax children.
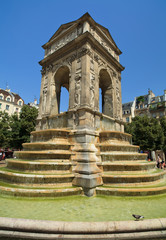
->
<box><xmin>0</xmin><ymin>185</ymin><xmax>82</xmax><ymax>197</ymax></box>
<box><xmin>102</xmin><ymin>161</ymin><xmax>156</xmax><ymax>171</ymax></box>
<box><xmin>97</xmin><ymin>144</ymin><xmax>139</xmax><ymax>152</ymax></box>
<box><xmin>0</xmin><ymin>170</ymin><xmax>74</xmax><ymax>184</ymax></box>
<box><xmin>14</xmin><ymin>150</ymin><xmax>72</xmax><ymax>160</ymax></box>
<box><xmin>96</xmin><ymin>185</ymin><xmax>166</xmax><ymax>196</ymax></box>
<box><xmin>101</xmin><ymin>152</ymin><xmax>147</xmax><ymax>161</ymax></box>
<box><xmin>7</xmin><ymin>159</ymin><xmax>72</xmax><ymax>172</ymax></box>
<box><xmin>99</xmin><ymin>131</ymin><xmax>132</xmax><ymax>144</ymax></box>
<box><xmin>23</xmin><ymin>142</ymin><xmax>71</xmax><ymax>151</ymax></box>
<box><xmin>102</xmin><ymin>171</ymin><xmax>165</xmax><ymax>184</ymax></box>
<box><xmin>31</xmin><ymin>129</ymin><xmax>70</xmax><ymax>142</ymax></box>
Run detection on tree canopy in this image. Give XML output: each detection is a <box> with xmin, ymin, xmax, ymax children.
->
<box><xmin>0</xmin><ymin>105</ymin><xmax>38</xmax><ymax>150</ymax></box>
<box><xmin>125</xmin><ymin>115</ymin><xmax>165</xmax><ymax>152</ymax></box>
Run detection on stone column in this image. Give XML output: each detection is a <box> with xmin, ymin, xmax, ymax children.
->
<box><xmin>72</xmin><ymin>129</ymin><xmax>103</xmax><ymax>197</ymax></box>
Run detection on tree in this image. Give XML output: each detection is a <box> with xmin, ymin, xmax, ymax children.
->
<box><xmin>0</xmin><ymin>111</ymin><xmax>11</xmax><ymax>148</ymax></box>
<box><xmin>9</xmin><ymin>113</ymin><xmax>21</xmax><ymax>149</ymax></box>
<box><xmin>125</xmin><ymin>115</ymin><xmax>164</xmax><ymax>151</ymax></box>
<box><xmin>160</xmin><ymin>117</ymin><xmax>166</xmax><ymax>153</ymax></box>
<box><xmin>19</xmin><ymin>105</ymin><xmax>38</xmax><ymax>146</ymax></box>
<box><xmin>0</xmin><ymin>106</ymin><xmax>38</xmax><ymax>150</ymax></box>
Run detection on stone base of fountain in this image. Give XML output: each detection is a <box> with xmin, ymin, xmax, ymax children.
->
<box><xmin>0</xmin><ymin>128</ymin><xmax>165</xmax><ymax>197</ymax></box>
<box><xmin>0</xmin><ymin>217</ymin><xmax>165</xmax><ymax>240</ymax></box>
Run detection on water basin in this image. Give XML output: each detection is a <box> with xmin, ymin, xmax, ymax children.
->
<box><xmin>1</xmin><ymin>194</ymin><xmax>166</xmax><ymax>222</ymax></box>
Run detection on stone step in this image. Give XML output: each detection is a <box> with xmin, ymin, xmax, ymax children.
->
<box><xmin>102</xmin><ymin>171</ymin><xmax>165</xmax><ymax>184</ymax></box>
<box><xmin>23</xmin><ymin>142</ymin><xmax>71</xmax><ymax>151</ymax></box>
<box><xmin>101</xmin><ymin>152</ymin><xmax>147</xmax><ymax>161</ymax></box>
<box><xmin>99</xmin><ymin>131</ymin><xmax>132</xmax><ymax>144</ymax></box>
<box><xmin>7</xmin><ymin>159</ymin><xmax>72</xmax><ymax>172</ymax></box>
<box><xmin>0</xmin><ymin>170</ymin><xmax>74</xmax><ymax>184</ymax></box>
<box><xmin>14</xmin><ymin>150</ymin><xmax>72</xmax><ymax>160</ymax></box>
<box><xmin>31</xmin><ymin>129</ymin><xmax>70</xmax><ymax>142</ymax></box>
<box><xmin>97</xmin><ymin>143</ymin><xmax>139</xmax><ymax>152</ymax></box>
<box><xmin>102</xmin><ymin>161</ymin><xmax>156</xmax><ymax>171</ymax></box>
<box><xmin>96</xmin><ymin>184</ymin><xmax>166</xmax><ymax>196</ymax></box>
<box><xmin>0</xmin><ymin>184</ymin><xmax>82</xmax><ymax>197</ymax></box>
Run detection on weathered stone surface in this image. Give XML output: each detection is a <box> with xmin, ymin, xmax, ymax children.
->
<box><xmin>1</xmin><ymin>13</ymin><xmax>165</xmax><ymax>199</ymax></box>
<box><xmin>0</xmin><ymin>217</ymin><xmax>165</xmax><ymax>239</ymax></box>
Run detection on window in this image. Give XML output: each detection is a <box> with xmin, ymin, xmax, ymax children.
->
<box><xmin>6</xmin><ymin>97</ymin><xmax>10</xmax><ymax>102</ymax></box>
<box><xmin>6</xmin><ymin>105</ymin><xmax>9</xmax><ymax>110</ymax></box>
<box><xmin>0</xmin><ymin>95</ymin><xmax>3</xmax><ymax>100</ymax></box>
<box><xmin>16</xmin><ymin>108</ymin><xmax>19</xmax><ymax>112</ymax></box>
<box><xmin>126</xmin><ymin>117</ymin><xmax>130</xmax><ymax>123</ymax></box>
<box><xmin>0</xmin><ymin>103</ymin><xmax>1</xmax><ymax>109</ymax></box>
<box><xmin>19</xmin><ymin>100</ymin><xmax>22</xmax><ymax>106</ymax></box>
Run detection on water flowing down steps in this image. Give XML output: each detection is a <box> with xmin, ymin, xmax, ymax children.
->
<box><xmin>0</xmin><ymin>129</ymin><xmax>165</xmax><ymax>197</ymax></box>
<box><xmin>96</xmin><ymin>131</ymin><xmax>166</xmax><ymax>196</ymax></box>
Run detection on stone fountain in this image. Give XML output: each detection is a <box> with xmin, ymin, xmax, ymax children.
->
<box><xmin>0</xmin><ymin>13</ymin><xmax>165</xmax><ymax>198</ymax></box>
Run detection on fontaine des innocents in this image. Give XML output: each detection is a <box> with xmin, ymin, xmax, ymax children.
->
<box><xmin>13</xmin><ymin>13</ymin><xmax>163</xmax><ymax>198</ymax></box>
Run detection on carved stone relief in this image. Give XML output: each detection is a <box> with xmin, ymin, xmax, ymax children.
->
<box><xmin>89</xmin><ymin>27</ymin><xmax>119</xmax><ymax>61</ymax></box>
<box><xmin>115</xmin><ymin>86</ymin><xmax>121</xmax><ymax>119</ymax></box>
<box><xmin>74</xmin><ymin>112</ymin><xmax>79</xmax><ymax>126</ymax></box>
<box><xmin>94</xmin><ymin>53</ymin><xmax>106</xmax><ymax>68</ymax></box>
<box><xmin>42</xmin><ymin>86</ymin><xmax>47</xmax><ymax>113</ymax></box>
<box><xmin>45</xmin><ymin>25</ymin><xmax>83</xmax><ymax>58</ymax></box>
<box><xmin>76</xmin><ymin>58</ymin><xmax>81</xmax><ymax>70</ymax></box>
<box><xmin>74</xmin><ymin>74</ymin><xmax>81</xmax><ymax>107</ymax></box>
<box><xmin>90</xmin><ymin>59</ymin><xmax>94</xmax><ymax>71</ymax></box>
<box><xmin>90</xmin><ymin>74</ymin><xmax>95</xmax><ymax>107</ymax></box>
<box><xmin>41</xmin><ymin>64</ymin><xmax>53</xmax><ymax>76</ymax></box>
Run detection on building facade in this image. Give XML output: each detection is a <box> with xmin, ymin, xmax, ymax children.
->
<box><xmin>122</xmin><ymin>89</ymin><xmax>166</xmax><ymax>122</ymax></box>
<box><xmin>0</xmin><ymin>88</ymin><xmax>24</xmax><ymax>115</ymax></box>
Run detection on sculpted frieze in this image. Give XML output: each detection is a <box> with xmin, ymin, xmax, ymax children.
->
<box><xmin>45</xmin><ymin>25</ymin><xmax>83</xmax><ymax>58</ymax></box>
<box><xmin>90</xmin><ymin>27</ymin><xmax>119</xmax><ymax>61</ymax></box>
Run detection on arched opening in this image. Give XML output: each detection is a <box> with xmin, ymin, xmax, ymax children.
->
<box><xmin>54</xmin><ymin>66</ymin><xmax>70</xmax><ymax>114</ymax></box>
<box><xmin>99</xmin><ymin>69</ymin><xmax>113</xmax><ymax>117</ymax></box>
<box><xmin>99</xmin><ymin>88</ymin><xmax>102</xmax><ymax>113</ymax></box>
<box><xmin>60</xmin><ymin>87</ymin><xmax>69</xmax><ymax>113</ymax></box>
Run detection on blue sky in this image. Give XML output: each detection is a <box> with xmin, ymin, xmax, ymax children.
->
<box><xmin>0</xmin><ymin>0</ymin><xmax>166</xmax><ymax>109</ymax></box>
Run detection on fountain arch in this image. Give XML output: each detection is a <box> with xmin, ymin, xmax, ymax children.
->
<box><xmin>54</xmin><ymin>66</ymin><xmax>70</xmax><ymax>114</ymax></box>
<box><xmin>99</xmin><ymin>69</ymin><xmax>113</xmax><ymax>117</ymax></box>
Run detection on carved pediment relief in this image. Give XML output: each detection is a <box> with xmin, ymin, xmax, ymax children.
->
<box><xmin>44</xmin><ymin>24</ymin><xmax>83</xmax><ymax>58</ymax></box>
<box><xmin>42</xmin><ymin>13</ymin><xmax>121</xmax><ymax>62</ymax></box>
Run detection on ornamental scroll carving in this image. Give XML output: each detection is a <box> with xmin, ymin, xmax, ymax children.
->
<box><xmin>41</xmin><ymin>64</ymin><xmax>53</xmax><ymax>76</ymax></box>
<box><xmin>74</xmin><ymin>74</ymin><xmax>81</xmax><ymax>107</ymax></box>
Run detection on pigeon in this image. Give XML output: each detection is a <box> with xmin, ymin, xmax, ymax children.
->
<box><xmin>132</xmin><ymin>214</ymin><xmax>144</xmax><ymax>221</ymax></box>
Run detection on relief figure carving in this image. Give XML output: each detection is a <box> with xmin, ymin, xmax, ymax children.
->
<box><xmin>74</xmin><ymin>75</ymin><xmax>81</xmax><ymax>107</ymax></box>
<box><xmin>90</xmin><ymin>74</ymin><xmax>95</xmax><ymax>107</ymax></box>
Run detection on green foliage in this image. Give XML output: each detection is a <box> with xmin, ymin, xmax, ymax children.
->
<box><xmin>0</xmin><ymin>105</ymin><xmax>38</xmax><ymax>150</ymax></box>
<box><xmin>160</xmin><ymin>117</ymin><xmax>166</xmax><ymax>152</ymax></box>
<box><xmin>19</xmin><ymin>105</ymin><xmax>38</xmax><ymax>144</ymax></box>
<box><xmin>125</xmin><ymin>115</ymin><xmax>165</xmax><ymax>151</ymax></box>
<box><xmin>137</xmin><ymin>96</ymin><xmax>145</xmax><ymax>103</ymax></box>
<box><xmin>0</xmin><ymin>111</ymin><xmax>11</xmax><ymax>148</ymax></box>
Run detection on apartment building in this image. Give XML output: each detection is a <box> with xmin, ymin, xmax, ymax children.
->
<box><xmin>0</xmin><ymin>88</ymin><xmax>24</xmax><ymax>115</ymax></box>
<box><xmin>122</xmin><ymin>90</ymin><xmax>166</xmax><ymax>122</ymax></box>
